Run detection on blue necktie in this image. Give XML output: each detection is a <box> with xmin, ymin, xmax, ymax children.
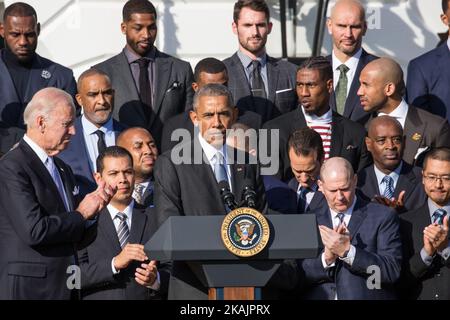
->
<box><xmin>214</xmin><ymin>152</ymin><xmax>228</xmax><ymax>185</ymax></box>
<box><xmin>297</xmin><ymin>187</ymin><xmax>309</xmax><ymax>213</ymax></box>
<box><xmin>382</xmin><ymin>175</ymin><xmax>394</xmax><ymax>199</ymax></box>
<box><xmin>432</xmin><ymin>208</ymin><xmax>447</xmax><ymax>225</ymax></box>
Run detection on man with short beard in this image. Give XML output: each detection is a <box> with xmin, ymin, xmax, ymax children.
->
<box><xmin>224</xmin><ymin>0</ymin><xmax>297</xmax><ymax>125</ymax></box>
<box><xmin>59</xmin><ymin>69</ymin><xmax>126</xmax><ymax>197</ymax></box>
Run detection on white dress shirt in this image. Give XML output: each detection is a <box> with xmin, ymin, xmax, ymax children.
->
<box><xmin>332</xmin><ymin>48</ymin><xmax>362</xmax><ymax>95</ymax></box>
<box><xmin>378</xmin><ymin>99</ymin><xmax>409</xmax><ymax>129</ymax></box>
<box><xmin>373</xmin><ymin>161</ymin><xmax>403</xmax><ymax>196</ymax></box>
<box><xmin>81</xmin><ymin>115</ymin><xmax>116</xmax><ymax>172</ymax></box>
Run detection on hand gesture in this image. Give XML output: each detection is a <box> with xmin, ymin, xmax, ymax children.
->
<box><xmin>372</xmin><ymin>190</ymin><xmax>406</xmax><ymax>212</ymax></box>
<box><xmin>76</xmin><ymin>180</ymin><xmax>116</xmax><ymax>219</ymax></box>
<box><xmin>135</xmin><ymin>260</ymin><xmax>158</xmax><ymax>287</ymax></box>
<box><xmin>423</xmin><ymin>215</ymin><xmax>449</xmax><ymax>255</ymax></box>
<box><xmin>113</xmin><ymin>243</ymin><xmax>148</xmax><ymax>270</ymax></box>
<box><xmin>319</xmin><ymin>224</ymin><xmax>351</xmax><ymax>258</ymax></box>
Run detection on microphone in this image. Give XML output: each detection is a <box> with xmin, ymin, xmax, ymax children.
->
<box><xmin>242</xmin><ymin>182</ymin><xmax>257</xmax><ymax>208</ymax></box>
<box><xmin>218</xmin><ymin>180</ymin><xmax>237</xmax><ymax>210</ymax></box>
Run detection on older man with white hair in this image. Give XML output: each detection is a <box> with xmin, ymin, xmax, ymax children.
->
<box><xmin>297</xmin><ymin>157</ymin><xmax>402</xmax><ymax>299</ymax></box>
<box><xmin>0</xmin><ymin>87</ymin><xmax>114</xmax><ymax>300</ymax></box>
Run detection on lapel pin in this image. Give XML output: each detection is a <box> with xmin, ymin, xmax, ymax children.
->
<box><xmin>41</xmin><ymin>70</ymin><xmax>51</xmax><ymax>79</ymax></box>
<box><xmin>411</xmin><ymin>133</ymin><xmax>421</xmax><ymax>141</ymax></box>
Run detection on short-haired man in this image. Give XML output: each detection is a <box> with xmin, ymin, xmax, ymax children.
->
<box><xmin>298</xmin><ymin>157</ymin><xmax>402</xmax><ymax>299</ymax></box>
<box><xmin>94</xmin><ymin>0</ymin><xmax>194</xmax><ymax>149</ymax></box>
<box><xmin>59</xmin><ymin>69</ymin><xmax>126</xmax><ymax>197</ymax></box>
<box><xmin>0</xmin><ymin>88</ymin><xmax>113</xmax><ymax>299</ymax></box>
<box><xmin>357</xmin><ymin>57</ymin><xmax>450</xmax><ymax>166</ymax></box>
<box><xmin>358</xmin><ymin>116</ymin><xmax>427</xmax><ymax>213</ymax></box>
<box><xmin>224</xmin><ymin>0</ymin><xmax>298</xmax><ymax>125</ymax></box>
<box><xmin>326</xmin><ymin>0</ymin><xmax>378</xmax><ymax>121</ymax></box>
<box><xmin>263</xmin><ymin>56</ymin><xmax>371</xmax><ymax>181</ymax></box>
<box><xmin>79</xmin><ymin>146</ymin><xmax>160</xmax><ymax>300</ymax></box>
<box><xmin>0</xmin><ymin>2</ymin><xmax>77</xmax><ymax>154</ymax></box>
<box><xmin>400</xmin><ymin>147</ymin><xmax>450</xmax><ymax>300</ymax></box>
<box><xmin>117</xmin><ymin>127</ymin><xmax>158</xmax><ymax>208</ymax></box>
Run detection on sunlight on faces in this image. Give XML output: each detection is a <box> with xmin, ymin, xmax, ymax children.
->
<box><xmin>423</xmin><ymin>159</ymin><xmax>450</xmax><ymax>206</ymax></box>
<box><xmin>194</xmin><ymin>71</ymin><xmax>228</xmax><ymax>91</ymax></box>
<box><xmin>327</xmin><ymin>0</ymin><xmax>366</xmax><ymax>57</ymax></box>
<box><xmin>232</xmin><ymin>7</ymin><xmax>272</xmax><ymax>58</ymax></box>
<box><xmin>121</xmin><ymin>13</ymin><xmax>157</xmax><ymax>56</ymax></box>
<box><xmin>357</xmin><ymin>66</ymin><xmax>389</xmax><ymax>112</ymax></box>
<box><xmin>41</xmin><ymin>103</ymin><xmax>75</xmax><ymax>156</ymax></box>
<box><xmin>319</xmin><ymin>168</ymin><xmax>357</xmax><ymax>212</ymax></box>
<box><xmin>76</xmin><ymin>74</ymin><xmax>114</xmax><ymax>127</ymax></box>
<box><xmin>190</xmin><ymin>95</ymin><xmax>238</xmax><ymax>148</ymax></box>
<box><xmin>95</xmin><ymin>156</ymin><xmax>135</xmax><ymax>204</ymax></box>
<box><xmin>289</xmin><ymin>148</ymin><xmax>321</xmax><ymax>189</ymax></box>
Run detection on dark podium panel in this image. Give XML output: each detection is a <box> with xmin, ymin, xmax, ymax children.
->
<box><xmin>145</xmin><ymin>214</ymin><xmax>320</xmax><ymax>299</ymax></box>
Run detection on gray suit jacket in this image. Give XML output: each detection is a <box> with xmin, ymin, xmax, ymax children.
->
<box><xmin>93</xmin><ymin>48</ymin><xmax>194</xmax><ymax>148</ymax></box>
<box><xmin>223</xmin><ymin>52</ymin><xmax>297</xmax><ymax>124</ymax></box>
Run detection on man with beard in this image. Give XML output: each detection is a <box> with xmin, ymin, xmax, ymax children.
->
<box><xmin>326</xmin><ymin>0</ymin><xmax>378</xmax><ymax>122</ymax></box>
<box><xmin>118</xmin><ymin>127</ymin><xmax>158</xmax><ymax>209</ymax></box>
<box><xmin>93</xmin><ymin>0</ymin><xmax>194</xmax><ymax>149</ymax></box>
<box><xmin>357</xmin><ymin>116</ymin><xmax>426</xmax><ymax>214</ymax></box>
<box><xmin>263</xmin><ymin>56</ymin><xmax>370</xmax><ymax>181</ymax></box>
<box><xmin>59</xmin><ymin>69</ymin><xmax>126</xmax><ymax>197</ymax></box>
<box><xmin>224</xmin><ymin>0</ymin><xmax>297</xmax><ymax>125</ymax></box>
<box><xmin>0</xmin><ymin>2</ymin><xmax>77</xmax><ymax>154</ymax></box>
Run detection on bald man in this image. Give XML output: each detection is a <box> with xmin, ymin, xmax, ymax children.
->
<box><xmin>297</xmin><ymin>157</ymin><xmax>402</xmax><ymax>299</ymax></box>
<box><xmin>326</xmin><ymin>0</ymin><xmax>378</xmax><ymax>121</ymax></box>
<box><xmin>357</xmin><ymin>116</ymin><xmax>426</xmax><ymax>213</ymax></box>
<box><xmin>357</xmin><ymin>57</ymin><xmax>450</xmax><ymax>166</ymax></box>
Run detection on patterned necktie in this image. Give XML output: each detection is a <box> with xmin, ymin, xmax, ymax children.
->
<box><xmin>335</xmin><ymin>64</ymin><xmax>349</xmax><ymax>115</ymax></box>
<box><xmin>116</xmin><ymin>212</ymin><xmax>130</xmax><ymax>248</ymax></box>
<box><xmin>297</xmin><ymin>187</ymin><xmax>309</xmax><ymax>213</ymax></box>
<box><xmin>432</xmin><ymin>208</ymin><xmax>447</xmax><ymax>225</ymax></box>
<box><xmin>381</xmin><ymin>175</ymin><xmax>395</xmax><ymax>199</ymax></box>
<box><xmin>137</xmin><ymin>58</ymin><xmax>153</xmax><ymax>118</ymax></box>
<box><xmin>134</xmin><ymin>183</ymin><xmax>145</xmax><ymax>205</ymax></box>
<box><xmin>45</xmin><ymin>157</ymin><xmax>69</xmax><ymax>211</ymax></box>
<box><xmin>214</xmin><ymin>152</ymin><xmax>229</xmax><ymax>186</ymax></box>
<box><xmin>250</xmin><ymin>60</ymin><xmax>267</xmax><ymax>99</ymax></box>
<box><xmin>94</xmin><ymin>130</ymin><xmax>107</xmax><ymax>156</ymax></box>
<box><xmin>336</xmin><ymin>212</ymin><xmax>345</xmax><ymax>228</ymax></box>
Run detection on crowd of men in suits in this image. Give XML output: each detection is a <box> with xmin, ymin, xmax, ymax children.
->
<box><xmin>0</xmin><ymin>0</ymin><xmax>449</xmax><ymax>300</ymax></box>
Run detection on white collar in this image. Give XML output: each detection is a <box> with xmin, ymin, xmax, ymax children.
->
<box><xmin>329</xmin><ymin>196</ymin><xmax>357</xmax><ymax>220</ymax></box>
<box><xmin>23</xmin><ymin>134</ymin><xmax>50</xmax><ymax>164</ymax></box>
<box><xmin>198</xmin><ymin>132</ymin><xmax>227</xmax><ymax>164</ymax></box>
<box><xmin>332</xmin><ymin>48</ymin><xmax>362</xmax><ymax>71</ymax></box>
<box><xmin>373</xmin><ymin>161</ymin><xmax>403</xmax><ymax>186</ymax></box>
<box><xmin>81</xmin><ymin>115</ymin><xmax>114</xmax><ymax>135</ymax></box>
<box><xmin>378</xmin><ymin>99</ymin><xmax>409</xmax><ymax>127</ymax></box>
<box><xmin>108</xmin><ymin>200</ymin><xmax>135</xmax><ymax>222</ymax></box>
<box><xmin>302</xmin><ymin>106</ymin><xmax>333</xmax><ymax>123</ymax></box>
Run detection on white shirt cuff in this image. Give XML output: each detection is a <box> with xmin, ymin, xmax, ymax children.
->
<box><xmin>339</xmin><ymin>245</ymin><xmax>356</xmax><ymax>266</ymax></box>
<box><xmin>321</xmin><ymin>252</ymin><xmax>336</xmax><ymax>269</ymax></box>
<box><xmin>420</xmin><ymin>247</ymin><xmax>434</xmax><ymax>266</ymax></box>
<box><xmin>111</xmin><ymin>257</ymin><xmax>120</xmax><ymax>274</ymax></box>
<box><xmin>146</xmin><ymin>271</ymin><xmax>160</xmax><ymax>290</ymax></box>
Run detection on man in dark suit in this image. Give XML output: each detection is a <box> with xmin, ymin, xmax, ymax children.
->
<box><xmin>400</xmin><ymin>147</ymin><xmax>450</xmax><ymax>300</ymax></box>
<box><xmin>357</xmin><ymin>57</ymin><xmax>450</xmax><ymax>166</ymax></box>
<box><xmin>79</xmin><ymin>146</ymin><xmax>160</xmax><ymax>300</ymax></box>
<box><xmin>0</xmin><ymin>88</ymin><xmax>113</xmax><ymax>300</ymax></box>
<box><xmin>263</xmin><ymin>56</ymin><xmax>371</xmax><ymax>181</ymax></box>
<box><xmin>153</xmin><ymin>84</ymin><xmax>269</xmax><ymax>299</ymax></box>
<box><xmin>287</xmin><ymin>128</ymin><xmax>327</xmax><ymax>214</ymax></box>
<box><xmin>161</xmin><ymin>57</ymin><xmax>228</xmax><ymax>153</ymax></box>
<box><xmin>326</xmin><ymin>0</ymin><xmax>378</xmax><ymax>121</ymax></box>
<box><xmin>358</xmin><ymin>116</ymin><xmax>426</xmax><ymax>214</ymax></box>
<box><xmin>406</xmin><ymin>1</ymin><xmax>450</xmax><ymax>122</ymax></box>
<box><xmin>93</xmin><ymin>0</ymin><xmax>194</xmax><ymax>149</ymax></box>
<box><xmin>298</xmin><ymin>157</ymin><xmax>402</xmax><ymax>299</ymax></box>
<box><xmin>0</xmin><ymin>2</ymin><xmax>77</xmax><ymax>154</ymax></box>
<box><xmin>117</xmin><ymin>127</ymin><xmax>158</xmax><ymax>209</ymax></box>
<box><xmin>223</xmin><ymin>0</ymin><xmax>297</xmax><ymax>125</ymax></box>
<box><xmin>59</xmin><ymin>69</ymin><xmax>125</xmax><ymax>197</ymax></box>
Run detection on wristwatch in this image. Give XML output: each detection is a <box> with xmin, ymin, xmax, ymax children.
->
<box><xmin>341</xmin><ymin>249</ymin><xmax>350</xmax><ymax>259</ymax></box>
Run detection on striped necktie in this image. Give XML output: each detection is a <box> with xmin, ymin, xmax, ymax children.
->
<box><xmin>382</xmin><ymin>175</ymin><xmax>395</xmax><ymax>199</ymax></box>
<box><xmin>116</xmin><ymin>212</ymin><xmax>130</xmax><ymax>248</ymax></box>
<box><xmin>432</xmin><ymin>208</ymin><xmax>447</xmax><ymax>225</ymax></box>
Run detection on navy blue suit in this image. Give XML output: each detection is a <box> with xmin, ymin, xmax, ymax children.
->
<box><xmin>357</xmin><ymin>162</ymin><xmax>427</xmax><ymax>214</ymax></box>
<box><xmin>328</xmin><ymin>49</ymin><xmax>378</xmax><ymax>122</ymax></box>
<box><xmin>58</xmin><ymin>117</ymin><xmax>125</xmax><ymax>197</ymax></box>
<box><xmin>0</xmin><ymin>50</ymin><xmax>77</xmax><ymax>154</ymax></box>
<box><xmin>263</xmin><ymin>175</ymin><xmax>297</xmax><ymax>214</ymax></box>
<box><xmin>287</xmin><ymin>178</ymin><xmax>327</xmax><ymax>214</ymax></box>
<box><xmin>407</xmin><ymin>44</ymin><xmax>450</xmax><ymax>122</ymax></box>
<box><xmin>298</xmin><ymin>198</ymin><xmax>402</xmax><ymax>299</ymax></box>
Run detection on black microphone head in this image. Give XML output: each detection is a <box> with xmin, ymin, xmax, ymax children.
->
<box><xmin>218</xmin><ymin>180</ymin><xmax>230</xmax><ymax>192</ymax></box>
<box><xmin>242</xmin><ymin>181</ymin><xmax>257</xmax><ymax>208</ymax></box>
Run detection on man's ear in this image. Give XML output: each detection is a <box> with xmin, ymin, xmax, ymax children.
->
<box><xmin>120</xmin><ymin>22</ymin><xmax>127</xmax><ymax>35</ymax></box>
<box><xmin>189</xmin><ymin>110</ymin><xmax>198</xmax><ymax>126</ymax></box>
<box><xmin>94</xmin><ymin>172</ymin><xmax>102</xmax><ymax>185</ymax></box>
<box><xmin>0</xmin><ymin>23</ymin><xmax>4</xmax><ymax>38</ymax></box>
<box><xmin>36</xmin><ymin>22</ymin><xmax>41</xmax><ymax>36</ymax></box>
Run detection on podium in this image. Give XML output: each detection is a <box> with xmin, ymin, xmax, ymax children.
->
<box><xmin>145</xmin><ymin>214</ymin><xmax>320</xmax><ymax>300</ymax></box>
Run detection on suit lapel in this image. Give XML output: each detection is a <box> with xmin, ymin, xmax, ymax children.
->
<box><xmin>364</xmin><ymin>166</ymin><xmax>381</xmax><ymax>197</ymax></box>
<box><xmin>54</xmin><ymin>158</ymin><xmax>75</xmax><ymax>211</ymax></box>
<box><xmin>266</xmin><ymin>56</ymin><xmax>279</xmax><ymax>104</ymax></box>
<box><xmin>343</xmin><ymin>51</ymin><xmax>368</xmax><ymax>118</ymax></box>
<box><xmin>153</xmin><ymin>50</ymin><xmax>172</xmax><ymax>126</ymax></box>
<box><xmin>394</xmin><ymin>162</ymin><xmax>414</xmax><ymax>198</ymax></box>
<box><xmin>330</xmin><ymin>113</ymin><xmax>344</xmax><ymax>158</ymax></box>
<box><xmin>128</xmin><ymin>208</ymin><xmax>147</xmax><ymax>244</ymax></box>
<box><xmin>315</xmin><ymin>205</ymin><xmax>333</xmax><ymax>229</ymax></box>
<box><xmin>403</xmin><ymin>106</ymin><xmax>425</xmax><ymax>162</ymax></box>
<box><xmin>347</xmin><ymin>198</ymin><xmax>368</xmax><ymax>236</ymax></box>
<box><xmin>0</xmin><ymin>54</ymin><xmax>20</xmax><ymax>102</ymax></box>
<box><xmin>75</xmin><ymin>118</ymin><xmax>95</xmax><ymax>175</ymax></box>
<box><xmin>99</xmin><ymin>208</ymin><xmax>123</xmax><ymax>252</ymax></box>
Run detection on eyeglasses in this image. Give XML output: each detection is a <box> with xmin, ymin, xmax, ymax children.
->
<box><xmin>423</xmin><ymin>175</ymin><xmax>450</xmax><ymax>184</ymax></box>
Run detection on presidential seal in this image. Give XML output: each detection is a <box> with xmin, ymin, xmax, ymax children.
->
<box><xmin>221</xmin><ymin>207</ymin><xmax>270</xmax><ymax>257</ymax></box>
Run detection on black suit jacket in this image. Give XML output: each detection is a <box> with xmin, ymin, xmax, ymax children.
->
<box><xmin>359</xmin><ymin>105</ymin><xmax>450</xmax><ymax>166</ymax></box>
<box><xmin>153</xmin><ymin>138</ymin><xmax>267</xmax><ymax>299</ymax></box>
<box><xmin>0</xmin><ymin>140</ymin><xmax>86</xmax><ymax>300</ymax></box>
<box><xmin>79</xmin><ymin>206</ymin><xmax>160</xmax><ymax>300</ymax></box>
<box><xmin>287</xmin><ymin>178</ymin><xmax>327</xmax><ymax>213</ymax></box>
<box><xmin>93</xmin><ymin>48</ymin><xmax>194</xmax><ymax>148</ymax></box>
<box><xmin>399</xmin><ymin>203</ymin><xmax>450</xmax><ymax>300</ymax></box>
<box><xmin>263</xmin><ymin>107</ymin><xmax>372</xmax><ymax>181</ymax></box>
<box><xmin>357</xmin><ymin>162</ymin><xmax>427</xmax><ymax>213</ymax></box>
<box><xmin>223</xmin><ymin>53</ymin><xmax>297</xmax><ymax>124</ymax></box>
<box><xmin>161</xmin><ymin>111</ymin><xmax>194</xmax><ymax>153</ymax></box>
<box><xmin>328</xmin><ymin>49</ymin><xmax>378</xmax><ymax>122</ymax></box>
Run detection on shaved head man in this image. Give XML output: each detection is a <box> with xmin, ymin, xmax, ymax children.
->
<box><xmin>358</xmin><ymin>57</ymin><xmax>450</xmax><ymax>165</ymax></box>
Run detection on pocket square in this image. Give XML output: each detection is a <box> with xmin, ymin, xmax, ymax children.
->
<box><xmin>166</xmin><ymin>81</ymin><xmax>181</xmax><ymax>93</ymax></box>
<box><xmin>72</xmin><ymin>186</ymin><xmax>80</xmax><ymax>196</ymax></box>
<box><xmin>275</xmin><ymin>88</ymin><xmax>293</xmax><ymax>94</ymax></box>
<box><xmin>346</xmin><ymin>145</ymin><xmax>356</xmax><ymax>150</ymax></box>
